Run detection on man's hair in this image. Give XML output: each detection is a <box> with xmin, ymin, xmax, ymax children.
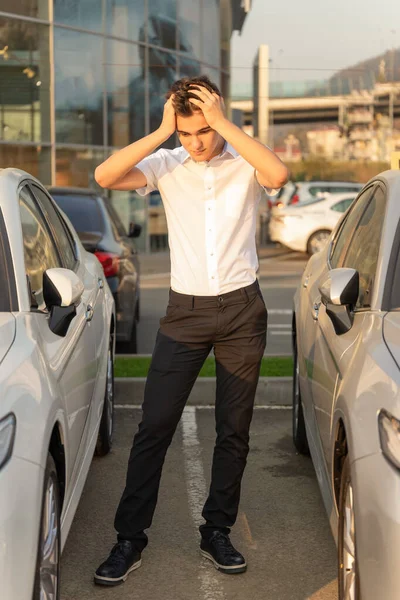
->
<box><xmin>166</xmin><ymin>75</ymin><xmax>222</xmax><ymax>117</ymax></box>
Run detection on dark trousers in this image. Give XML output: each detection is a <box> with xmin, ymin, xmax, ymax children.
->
<box><xmin>114</xmin><ymin>279</ymin><xmax>267</xmax><ymax>551</ymax></box>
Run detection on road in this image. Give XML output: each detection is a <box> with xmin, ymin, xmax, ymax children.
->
<box><xmin>61</xmin><ymin>406</ymin><xmax>338</xmax><ymax>600</ymax></box>
<box><xmin>135</xmin><ymin>248</ymin><xmax>308</xmax><ymax>355</ymax></box>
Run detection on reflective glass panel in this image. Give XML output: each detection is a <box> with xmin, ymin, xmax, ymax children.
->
<box><xmin>147</xmin><ymin>0</ymin><xmax>177</xmax><ymax>50</ymax></box>
<box><xmin>54</xmin><ymin>28</ymin><xmax>104</xmax><ymax>145</ymax></box>
<box><xmin>53</xmin><ymin>0</ymin><xmax>102</xmax><ymax>32</ymax></box>
<box><xmin>0</xmin><ymin>144</ymin><xmax>51</xmax><ymax>184</ymax></box>
<box><xmin>0</xmin><ymin>0</ymin><xmax>49</xmax><ymax>19</ymax></box>
<box><xmin>105</xmin><ymin>0</ymin><xmax>146</xmax><ymax>42</ymax></box>
<box><xmin>55</xmin><ymin>148</ymin><xmax>105</xmax><ymax>188</ymax></box>
<box><xmin>106</xmin><ymin>40</ymin><xmax>144</xmax><ymax>147</ymax></box>
<box><xmin>0</xmin><ymin>17</ymin><xmax>51</xmax><ymax>143</ymax></box>
<box><xmin>202</xmin><ymin>0</ymin><xmax>220</xmax><ymax>67</ymax></box>
<box><xmin>178</xmin><ymin>0</ymin><xmax>201</xmax><ymax>59</ymax></box>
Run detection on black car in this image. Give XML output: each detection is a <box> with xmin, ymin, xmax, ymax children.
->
<box><xmin>48</xmin><ymin>187</ymin><xmax>141</xmax><ymax>352</ymax></box>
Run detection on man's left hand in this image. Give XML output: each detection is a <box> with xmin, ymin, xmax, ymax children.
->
<box><xmin>188</xmin><ymin>86</ymin><xmax>226</xmax><ymax>129</ymax></box>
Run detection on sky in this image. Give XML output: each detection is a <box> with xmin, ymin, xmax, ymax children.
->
<box><xmin>231</xmin><ymin>0</ymin><xmax>399</xmax><ymax>96</ymax></box>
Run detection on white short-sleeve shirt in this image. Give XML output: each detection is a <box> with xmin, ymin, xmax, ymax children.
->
<box><xmin>136</xmin><ymin>143</ymin><xmax>277</xmax><ymax>296</ymax></box>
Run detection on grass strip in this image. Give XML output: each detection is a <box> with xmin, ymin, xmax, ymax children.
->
<box><xmin>115</xmin><ymin>356</ymin><xmax>293</xmax><ymax>378</ymax></box>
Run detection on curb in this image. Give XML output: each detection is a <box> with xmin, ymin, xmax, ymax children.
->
<box><xmin>115</xmin><ymin>377</ymin><xmax>292</xmax><ymax>407</ymax></box>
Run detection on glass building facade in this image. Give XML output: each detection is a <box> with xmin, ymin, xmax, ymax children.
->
<box><xmin>0</xmin><ymin>0</ymin><xmax>238</xmax><ymax>251</ymax></box>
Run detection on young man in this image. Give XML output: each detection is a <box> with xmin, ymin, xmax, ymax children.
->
<box><xmin>94</xmin><ymin>75</ymin><xmax>288</xmax><ymax>585</ymax></box>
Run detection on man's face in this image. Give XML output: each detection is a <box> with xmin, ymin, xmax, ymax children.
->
<box><xmin>176</xmin><ymin>112</ymin><xmax>224</xmax><ymax>162</ymax></box>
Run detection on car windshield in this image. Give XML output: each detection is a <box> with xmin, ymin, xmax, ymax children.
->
<box><xmin>51</xmin><ymin>193</ymin><xmax>105</xmax><ymax>234</ymax></box>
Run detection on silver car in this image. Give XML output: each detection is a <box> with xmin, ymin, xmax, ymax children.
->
<box><xmin>292</xmin><ymin>170</ymin><xmax>400</xmax><ymax>600</ymax></box>
<box><xmin>0</xmin><ymin>168</ymin><xmax>115</xmax><ymax>600</ymax></box>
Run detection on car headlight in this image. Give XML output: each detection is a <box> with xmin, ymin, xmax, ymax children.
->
<box><xmin>378</xmin><ymin>409</ymin><xmax>400</xmax><ymax>470</ymax></box>
<box><xmin>0</xmin><ymin>413</ymin><xmax>16</xmax><ymax>470</ymax></box>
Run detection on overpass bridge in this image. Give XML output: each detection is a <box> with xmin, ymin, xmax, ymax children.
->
<box><xmin>232</xmin><ymin>84</ymin><xmax>400</xmax><ymax>127</ymax></box>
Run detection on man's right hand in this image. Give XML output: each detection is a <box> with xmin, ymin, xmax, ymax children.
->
<box><xmin>159</xmin><ymin>95</ymin><xmax>176</xmax><ymax>139</ymax></box>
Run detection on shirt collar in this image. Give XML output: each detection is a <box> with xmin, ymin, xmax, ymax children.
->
<box><xmin>180</xmin><ymin>141</ymin><xmax>238</xmax><ymax>164</ymax></box>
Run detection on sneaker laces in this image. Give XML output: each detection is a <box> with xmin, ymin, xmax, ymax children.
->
<box><xmin>107</xmin><ymin>543</ymin><xmax>131</xmax><ymax>567</ymax></box>
<box><xmin>210</xmin><ymin>532</ymin><xmax>239</xmax><ymax>558</ymax></box>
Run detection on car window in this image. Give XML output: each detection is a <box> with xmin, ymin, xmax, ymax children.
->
<box><xmin>331</xmin><ymin>198</ymin><xmax>354</xmax><ymax>213</ymax></box>
<box><xmin>19</xmin><ymin>186</ymin><xmax>62</xmax><ymax>310</ymax></box>
<box><xmin>342</xmin><ymin>186</ymin><xmax>386</xmax><ymax>308</ymax></box>
<box><xmin>51</xmin><ymin>193</ymin><xmax>105</xmax><ymax>235</ymax></box>
<box><xmin>309</xmin><ymin>186</ymin><xmax>325</xmax><ymax>197</ymax></box>
<box><xmin>0</xmin><ymin>209</ymin><xmax>16</xmax><ymax>312</ymax></box>
<box><xmin>31</xmin><ymin>185</ymin><xmax>77</xmax><ymax>271</ymax></box>
<box><xmin>104</xmin><ymin>200</ymin><xmax>127</xmax><ymax>238</ymax></box>
<box><xmin>330</xmin><ymin>186</ymin><xmax>375</xmax><ymax>269</ymax></box>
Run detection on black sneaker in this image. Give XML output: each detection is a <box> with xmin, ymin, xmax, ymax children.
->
<box><xmin>94</xmin><ymin>540</ymin><xmax>142</xmax><ymax>586</ymax></box>
<box><xmin>200</xmin><ymin>531</ymin><xmax>247</xmax><ymax>574</ymax></box>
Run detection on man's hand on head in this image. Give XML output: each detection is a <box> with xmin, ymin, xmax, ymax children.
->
<box><xmin>188</xmin><ymin>86</ymin><xmax>226</xmax><ymax>130</ymax></box>
<box><xmin>159</xmin><ymin>95</ymin><xmax>176</xmax><ymax>139</ymax></box>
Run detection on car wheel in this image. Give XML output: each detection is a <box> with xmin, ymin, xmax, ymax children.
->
<box><xmin>96</xmin><ymin>340</ymin><xmax>114</xmax><ymax>456</ymax></box>
<box><xmin>338</xmin><ymin>455</ymin><xmax>360</xmax><ymax>600</ymax></box>
<box><xmin>307</xmin><ymin>230</ymin><xmax>331</xmax><ymax>255</ymax></box>
<box><xmin>33</xmin><ymin>453</ymin><xmax>61</xmax><ymax>600</ymax></box>
<box><xmin>292</xmin><ymin>344</ymin><xmax>309</xmax><ymax>454</ymax></box>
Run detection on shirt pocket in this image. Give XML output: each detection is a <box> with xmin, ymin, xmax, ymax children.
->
<box><xmin>224</xmin><ymin>184</ymin><xmax>248</xmax><ymax>219</ymax></box>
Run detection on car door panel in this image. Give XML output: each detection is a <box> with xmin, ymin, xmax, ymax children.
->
<box><xmin>19</xmin><ymin>184</ymin><xmax>98</xmax><ymax>489</ymax></box>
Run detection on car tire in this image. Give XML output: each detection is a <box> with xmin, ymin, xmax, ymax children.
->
<box><xmin>33</xmin><ymin>453</ymin><xmax>61</xmax><ymax>600</ymax></box>
<box><xmin>338</xmin><ymin>455</ymin><xmax>360</xmax><ymax>600</ymax></box>
<box><xmin>292</xmin><ymin>344</ymin><xmax>309</xmax><ymax>455</ymax></box>
<box><xmin>307</xmin><ymin>230</ymin><xmax>331</xmax><ymax>255</ymax></box>
<box><xmin>96</xmin><ymin>339</ymin><xmax>114</xmax><ymax>456</ymax></box>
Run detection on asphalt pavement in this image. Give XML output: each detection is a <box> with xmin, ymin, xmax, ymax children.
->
<box><xmin>61</xmin><ymin>406</ymin><xmax>338</xmax><ymax>600</ymax></box>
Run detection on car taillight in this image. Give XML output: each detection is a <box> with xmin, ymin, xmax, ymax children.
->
<box><xmin>95</xmin><ymin>251</ymin><xmax>119</xmax><ymax>277</ymax></box>
<box><xmin>290</xmin><ymin>194</ymin><xmax>300</xmax><ymax>204</ymax></box>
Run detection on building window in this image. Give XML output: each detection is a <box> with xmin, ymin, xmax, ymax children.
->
<box><xmin>0</xmin><ymin>17</ymin><xmax>51</xmax><ymax>143</ymax></box>
<box><xmin>106</xmin><ymin>40</ymin><xmax>144</xmax><ymax>147</ymax></box>
<box><xmin>54</xmin><ymin>27</ymin><xmax>104</xmax><ymax>145</ymax></box>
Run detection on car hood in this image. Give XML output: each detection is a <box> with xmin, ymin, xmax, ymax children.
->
<box><xmin>383</xmin><ymin>312</ymin><xmax>400</xmax><ymax>370</ymax></box>
<box><xmin>0</xmin><ymin>313</ymin><xmax>16</xmax><ymax>365</ymax></box>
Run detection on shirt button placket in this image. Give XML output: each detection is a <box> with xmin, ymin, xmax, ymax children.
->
<box><xmin>205</xmin><ymin>168</ymin><xmax>218</xmax><ymax>294</ymax></box>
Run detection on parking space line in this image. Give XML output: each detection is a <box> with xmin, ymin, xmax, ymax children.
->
<box><xmin>180</xmin><ymin>407</ymin><xmax>226</xmax><ymax>600</ymax></box>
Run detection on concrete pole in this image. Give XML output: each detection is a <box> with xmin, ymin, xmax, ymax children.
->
<box><xmin>258</xmin><ymin>44</ymin><xmax>269</xmax><ymax>146</ymax></box>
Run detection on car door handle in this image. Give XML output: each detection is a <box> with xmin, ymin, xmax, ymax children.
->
<box><xmin>85</xmin><ymin>305</ymin><xmax>94</xmax><ymax>322</ymax></box>
<box><xmin>98</xmin><ymin>277</ymin><xmax>104</xmax><ymax>289</ymax></box>
<box><xmin>312</xmin><ymin>301</ymin><xmax>321</xmax><ymax>320</ymax></box>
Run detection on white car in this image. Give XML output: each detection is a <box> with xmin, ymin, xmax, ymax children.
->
<box><xmin>0</xmin><ymin>168</ymin><xmax>115</xmax><ymax>600</ymax></box>
<box><xmin>292</xmin><ymin>170</ymin><xmax>400</xmax><ymax>599</ymax></box>
<box><xmin>269</xmin><ymin>192</ymin><xmax>358</xmax><ymax>255</ymax></box>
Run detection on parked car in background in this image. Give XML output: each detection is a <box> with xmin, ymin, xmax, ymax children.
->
<box><xmin>292</xmin><ymin>170</ymin><xmax>400</xmax><ymax>599</ymax></box>
<box><xmin>48</xmin><ymin>187</ymin><xmax>141</xmax><ymax>353</ymax></box>
<box><xmin>268</xmin><ymin>180</ymin><xmax>362</xmax><ymax>209</ymax></box>
<box><xmin>0</xmin><ymin>168</ymin><xmax>115</xmax><ymax>600</ymax></box>
<box><xmin>269</xmin><ymin>192</ymin><xmax>358</xmax><ymax>255</ymax></box>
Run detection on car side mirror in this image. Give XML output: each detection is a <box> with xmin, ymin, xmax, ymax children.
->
<box><xmin>43</xmin><ymin>268</ymin><xmax>84</xmax><ymax>337</ymax></box>
<box><xmin>318</xmin><ymin>268</ymin><xmax>359</xmax><ymax>335</ymax></box>
<box><xmin>319</xmin><ymin>268</ymin><xmax>359</xmax><ymax>307</ymax></box>
<box><xmin>129</xmin><ymin>222</ymin><xmax>142</xmax><ymax>238</ymax></box>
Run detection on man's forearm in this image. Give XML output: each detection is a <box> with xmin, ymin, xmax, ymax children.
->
<box><xmin>215</xmin><ymin>119</ymin><xmax>289</xmax><ymax>189</ymax></box>
<box><xmin>95</xmin><ymin>127</ymin><xmax>170</xmax><ymax>188</ymax></box>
